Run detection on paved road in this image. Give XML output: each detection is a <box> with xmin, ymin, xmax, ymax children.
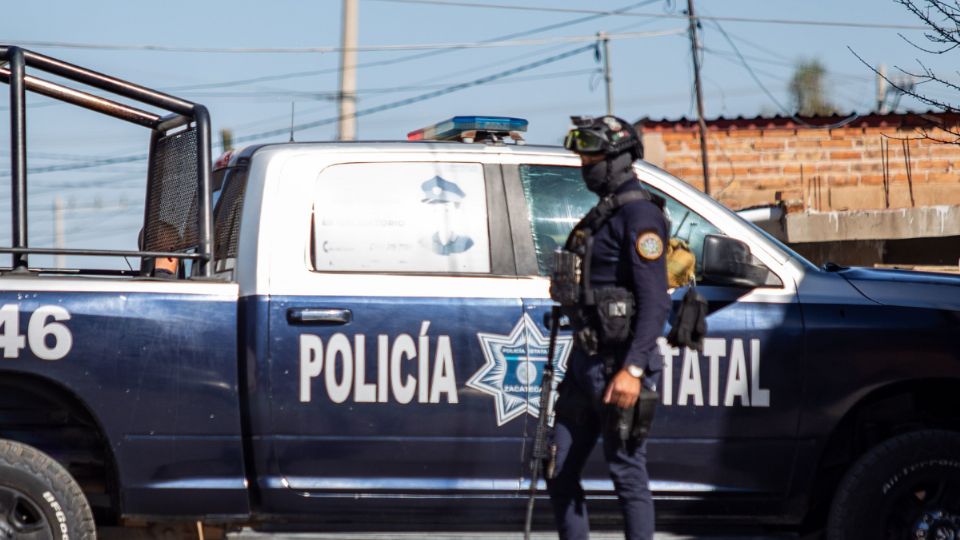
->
<box><xmin>230</xmin><ymin>531</ymin><xmax>802</xmax><ymax>539</ymax></box>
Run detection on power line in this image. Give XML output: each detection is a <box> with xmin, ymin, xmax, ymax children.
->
<box><xmin>5</xmin><ymin>28</ymin><xmax>685</xmax><ymax>54</ymax></box>
<box><xmin>5</xmin><ymin>43</ymin><xmax>598</xmax><ymax>174</ymax></box>
<box><xmin>704</xmin><ymin>48</ymin><xmax>871</xmax><ymax>83</ymax></box>
<box><xmin>150</xmin><ymin>0</ymin><xmax>662</xmax><ymax>93</ymax></box>
<box><xmin>0</xmin><ymin>154</ymin><xmax>147</xmax><ymax>177</ymax></box>
<box><xmin>3</xmin><ymin>0</ymin><xmax>662</xmax><ymax>125</ymax></box>
<box><xmin>183</xmin><ymin>68</ymin><xmax>600</xmax><ymax>100</ymax></box>
<box><xmin>707</xmin><ymin>19</ymin><xmax>861</xmax><ymax>128</ymax></box>
<box><xmin>233</xmin><ymin>43</ymin><xmax>598</xmax><ymax>143</ymax></box>
<box><xmin>369</xmin><ymin>0</ymin><xmax>929</xmax><ymax>31</ymax></box>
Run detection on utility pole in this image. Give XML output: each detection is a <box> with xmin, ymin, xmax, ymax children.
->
<box><xmin>53</xmin><ymin>196</ymin><xmax>65</xmax><ymax>268</ymax></box>
<box><xmin>337</xmin><ymin>0</ymin><xmax>358</xmax><ymax>141</ymax></box>
<box><xmin>686</xmin><ymin>0</ymin><xmax>711</xmax><ymax>196</ymax></box>
<box><xmin>220</xmin><ymin>128</ymin><xmax>233</xmax><ymax>152</ymax></box>
<box><xmin>876</xmin><ymin>64</ymin><xmax>888</xmax><ymax>114</ymax></box>
<box><xmin>599</xmin><ymin>32</ymin><xmax>613</xmax><ymax>116</ymax></box>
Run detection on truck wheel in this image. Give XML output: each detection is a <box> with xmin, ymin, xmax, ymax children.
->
<box><xmin>827</xmin><ymin>429</ymin><xmax>960</xmax><ymax>540</ymax></box>
<box><xmin>0</xmin><ymin>439</ymin><xmax>96</xmax><ymax>540</ymax></box>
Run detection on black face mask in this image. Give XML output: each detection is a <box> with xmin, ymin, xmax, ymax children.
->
<box><xmin>581</xmin><ymin>152</ymin><xmax>635</xmax><ymax>195</ymax></box>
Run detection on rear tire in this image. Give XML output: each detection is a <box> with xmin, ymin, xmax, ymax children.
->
<box><xmin>827</xmin><ymin>429</ymin><xmax>960</xmax><ymax>540</ymax></box>
<box><xmin>0</xmin><ymin>438</ymin><xmax>96</xmax><ymax>540</ymax></box>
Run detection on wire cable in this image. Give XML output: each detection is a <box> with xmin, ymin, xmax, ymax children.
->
<box><xmin>5</xmin><ymin>27</ymin><xmax>685</xmax><ymax>54</ymax></box>
<box><xmin>233</xmin><ymin>43</ymin><xmax>598</xmax><ymax>143</ymax></box>
<box><xmin>368</xmin><ymin>0</ymin><xmax>929</xmax><ymax>31</ymax></box>
<box><xmin>5</xmin><ymin>43</ymin><xmax>599</xmax><ymax>174</ymax></box>
<box><xmin>707</xmin><ymin>19</ymin><xmax>861</xmax><ymax>129</ymax></box>
<box><xmin>151</xmin><ymin>0</ymin><xmax>662</xmax><ymax>92</ymax></box>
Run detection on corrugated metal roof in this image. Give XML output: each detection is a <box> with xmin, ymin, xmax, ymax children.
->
<box><xmin>637</xmin><ymin>110</ymin><xmax>960</xmax><ymax>130</ymax></box>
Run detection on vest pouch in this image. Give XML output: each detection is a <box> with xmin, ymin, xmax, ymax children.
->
<box><xmin>550</xmin><ymin>250</ymin><xmax>581</xmax><ymax>306</ymax></box>
<box><xmin>593</xmin><ymin>286</ymin><xmax>634</xmax><ymax>345</ymax></box>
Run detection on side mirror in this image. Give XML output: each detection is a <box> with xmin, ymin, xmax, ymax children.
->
<box><xmin>701</xmin><ymin>234</ymin><xmax>771</xmax><ymax>288</ymax></box>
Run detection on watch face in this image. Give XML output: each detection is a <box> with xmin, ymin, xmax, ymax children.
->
<box><xmin>627</xmin><ymin>365</ymin><xmax>644</xmax><ymax>378</ymax></box>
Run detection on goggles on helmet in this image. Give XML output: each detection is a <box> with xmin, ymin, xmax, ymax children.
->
<box><xmin>563</xmin><ymin>128</ymin><xmax>608</xmax><ymax>154</ymax></box>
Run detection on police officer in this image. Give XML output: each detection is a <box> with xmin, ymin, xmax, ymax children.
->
<box><xmin>547</xmin><ymin>115</ymin><xmax>671</xmax><ymax>540</ymax></box>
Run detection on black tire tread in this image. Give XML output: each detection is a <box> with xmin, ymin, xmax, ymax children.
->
<box><xmin>827</xmin><ymin>429</ymin><xmax>960</xmax><ymax>540</ymax></box>
<box><xmin>0</xmin><ymin>438</ymin><xmax>97</xmax><ymax>539</ymax></box>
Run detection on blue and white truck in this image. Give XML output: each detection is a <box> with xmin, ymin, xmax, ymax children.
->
<box><xmin>1</xmin><ymin>46</ymin><xmax>959</xmax><ymax>540</ymax></box>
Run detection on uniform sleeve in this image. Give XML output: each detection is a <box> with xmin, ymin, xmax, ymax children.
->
<box><xmin>621</xmin><ymin>202</ymin><xmax>671</xmax><ymax>372</ymax></box>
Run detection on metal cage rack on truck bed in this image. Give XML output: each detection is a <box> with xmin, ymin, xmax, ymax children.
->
<box><xmin>0</xmin><ymin>45</ymin><xmax>215</xmax><ymax>277</ymax></box>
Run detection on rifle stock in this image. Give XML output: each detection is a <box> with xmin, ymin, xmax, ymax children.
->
<box><xmin>523</xmin><ymin>305</ymin><xmax>561</xmax><ymax>540</ymax></box>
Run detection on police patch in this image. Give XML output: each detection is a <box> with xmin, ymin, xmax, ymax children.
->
<box><xmin>467</xmin><ymin>314</ymin><xmax>573</xmax><ymax>426</ymax></box>
<box><xmin>636</xmin><ymin>231</ymin><xmax>663</xmax><ymax>260</ymax></box>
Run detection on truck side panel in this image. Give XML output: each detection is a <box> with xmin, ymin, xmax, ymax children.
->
<box><xmin>0</xmin><ymin>280</ymin><xmax>249</xmax><ymax>518</ymax></box>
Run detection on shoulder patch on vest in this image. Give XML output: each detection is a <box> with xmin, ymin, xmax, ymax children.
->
<box><xmin>636</xmin><ymin>230</ymin><xmax>663</xmax><ymax>261</ymax></box>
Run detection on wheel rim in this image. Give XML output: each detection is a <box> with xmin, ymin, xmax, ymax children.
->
<box><xmin>881</xmin><ymin>466</ymin><xmax>960</xmax><ymax>540</ymax></box>
<box><xmin>0</xmin><ymin>485</ymin><xmax>54</xmax><ymax>540</ymax></box>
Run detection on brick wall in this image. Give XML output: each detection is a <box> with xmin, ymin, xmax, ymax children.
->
<box><xmin>638</xmin><ymin>113</ymin><xmax>960</xmax><ymax>212</ymax></box>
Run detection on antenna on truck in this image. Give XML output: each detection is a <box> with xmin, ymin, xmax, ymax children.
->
<box><xmin>290</xmin><ymin>102</ymin><xmax>296</xmax><ymax>142</ymax></box>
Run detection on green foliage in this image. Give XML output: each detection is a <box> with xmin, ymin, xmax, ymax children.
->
<box><xmin>789</xmin><ymin>59</ymin><xmax>837</xmax><ymax>116</ymax></box>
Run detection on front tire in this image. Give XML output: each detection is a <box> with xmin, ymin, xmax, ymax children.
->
<box><xmin>827</xmin><ymin>429</ymin><xmax>960</xmax><ymax>540</ymax></box>
<box><xmin>0</xmin><ymin>439</ymin><xmax>96</xmax><ymax>540</ymax></box>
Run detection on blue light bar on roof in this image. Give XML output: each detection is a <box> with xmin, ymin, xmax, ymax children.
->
<box><xmin>408</xmin><ymin>116</ymin><xmax>528</xmax><ymax>142</ymax></box>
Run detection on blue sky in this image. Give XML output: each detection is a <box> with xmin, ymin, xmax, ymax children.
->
<box><xmin>0</xmin><ymin>0</ymin><xmax>954</xmax><ymax>263</ymax></box>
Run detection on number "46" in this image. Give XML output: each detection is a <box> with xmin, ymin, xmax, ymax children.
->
<box><xmin>0</xmin><ymin>305</ymin><xmax>72</xmax><ymax>361</ymax></box>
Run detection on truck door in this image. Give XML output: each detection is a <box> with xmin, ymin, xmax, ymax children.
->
<box><xmin>262</xmin><ymin>160</ymin><xmax>532</xmax><ymax>517</ymax></box>
<box><xmin>507</xmin><ymin>164</ymin><xmax>803</xmax><ymax>519</ymax></box>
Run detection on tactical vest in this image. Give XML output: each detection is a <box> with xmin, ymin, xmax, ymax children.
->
<box><xmin>549</xmin><ymin>189</ymin><xmax>663</xmax><ymax>355</ymax></box>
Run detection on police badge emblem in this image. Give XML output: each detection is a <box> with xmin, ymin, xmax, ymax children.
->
<box><xmin>467</xmin><ymin>314</ymin><xmax>573</xmax><ymax>426</ymax></box>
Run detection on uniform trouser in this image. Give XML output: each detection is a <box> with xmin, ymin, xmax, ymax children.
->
<box><xmin>546</xmin><ymin>349</ymin><xmax>659</xmax><ymax>540</ymax></box>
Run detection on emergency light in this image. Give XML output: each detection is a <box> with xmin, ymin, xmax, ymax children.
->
<box><xmin>407</xmin><ymin>116</ymin><xmax>528</xmax><ymax>144</ymax></box>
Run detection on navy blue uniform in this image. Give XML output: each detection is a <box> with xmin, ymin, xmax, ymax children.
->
<box><xmin>548</xmin><ymin>180</ymin><xmax>671</xmax><ymax>540</ymax></box>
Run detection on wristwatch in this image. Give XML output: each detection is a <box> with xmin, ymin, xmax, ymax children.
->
<box><xmin>625</xmin><ymin>365</ymin><xmax>644</xmax><ymax>378</ymax></box>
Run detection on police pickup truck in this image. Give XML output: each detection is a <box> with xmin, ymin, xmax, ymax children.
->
<box><xmin>1</xmin><ymin>46</ymin><xmax>958</xmax><ymax>540</ymax></box>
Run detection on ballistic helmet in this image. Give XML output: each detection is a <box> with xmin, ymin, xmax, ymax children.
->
<box><xmin>563</xmin><ymin>115</ymin><xmax>643</xmax><ymax>161</ymax></box>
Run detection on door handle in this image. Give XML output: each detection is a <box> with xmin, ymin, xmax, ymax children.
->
<box><xmin>543</xmin><ymin>312</ymin><xmax>571</xmax><ymax>330</ymax></box>
<box><xmin>287</xmin><ymin>308</ymin><xmax>353</xmax><ymax>325</ymax></box>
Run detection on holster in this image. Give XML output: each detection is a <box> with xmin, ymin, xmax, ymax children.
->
<box><xmin>605</xmin><ymin>386</ymin><xmax>659</xmax><ymax>452</ymax></box>
<box><xmin>667</xmin><ymin>287</ymin><xmax>708</xmax><ymax>353</ymax></box>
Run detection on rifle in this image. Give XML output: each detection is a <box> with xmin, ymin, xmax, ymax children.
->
<box><xmin>523</xmin><ymin>305</ymin><xmax>561</xmax><ymax>540</ymax></box>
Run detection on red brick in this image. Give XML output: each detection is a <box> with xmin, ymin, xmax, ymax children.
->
<box><xmin>783</xmin><ymin>164</ymin><xmax>804</xmax><ymax>174</ymax></box>
<box><xmin>753</xmin><ymin>178</ymin><xmax>795</xmax><ymax>190</ymax></box>
<box><xmin>915</xmin><ymin>159</ymin><xmax>955</xmax><ymax>171</ymax></box>
<box><xmin>851</xmin><ymin>162</ymin><xmax>883</xmax><ymax>173</ymax></box>
<box><xmin>820</xmin><ymin>139</ymin><xmax>853</xmax><ymax>148</ymax></box>
<box><xmin>830</xmin><ymin>150</ymin><xmax>863</xmax><ymax>160</ymax></box>
<box><xmin>925</xmin><ymin>172</ymin><xmax>960</xmax><ymax>183</ymax></box>
<box><xmin>723</xmin><ymin>129</ymin><xmax>764</xmax><ymax>138</ymax></box>
<box><xmin>823</xmin><ymin>175</ymin><xmax>858</xmax><ymax>187</ymax></box>
<box><xmin>816</xmin><ymin>163</ymin><xmax>852</xmax><ymax>174</ymax></box>
<box><xmin>752</xmin><ymin>141</ymin><xmax>784</xmax><ymax>150</ymax></box>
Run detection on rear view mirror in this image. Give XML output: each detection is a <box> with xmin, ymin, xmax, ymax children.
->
<box><xmin>701</xmin><ymin>234</ymin><xmax>771</xmax><ymax>288</ymax></box>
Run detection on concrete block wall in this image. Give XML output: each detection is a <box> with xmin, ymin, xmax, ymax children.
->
<box><xmin>639</xmin><ymin>114</ymin><xmax>960</xmax><ymax>212</ymax></box>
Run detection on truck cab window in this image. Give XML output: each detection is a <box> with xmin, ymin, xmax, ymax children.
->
<box><xmin>520</xmin><ymin>165</ymin><xmax>731</xmax><ymax>284</ymax></box>
<box><xmin>211</xmin><ymin>164</ymin><xmax>249</xmax><ymax>278</ymax></box>
<box><xmin>519</xmin><ymin>165</ymin><xmax>594</xmax><ymax>276</ymax></box>
<box><xmin>312</xmin><ymin>162</ymin><xmax>491</xmax><ymax>274</ymax></box>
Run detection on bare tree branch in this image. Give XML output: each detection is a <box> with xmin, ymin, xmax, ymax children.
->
<box><xmin>897</xmin><ymin>31</ymin><xmax>958</xmax><ymax>54</ymax></box>
<box><xmin>896</xmin><ymin>0</ymin><xmax>960</xmax><ymax>47</ymax></box>
<box><xmin>849</xmin><ymin>46</ymin><xmax>960</xmax><ymax>113</ymax></box>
